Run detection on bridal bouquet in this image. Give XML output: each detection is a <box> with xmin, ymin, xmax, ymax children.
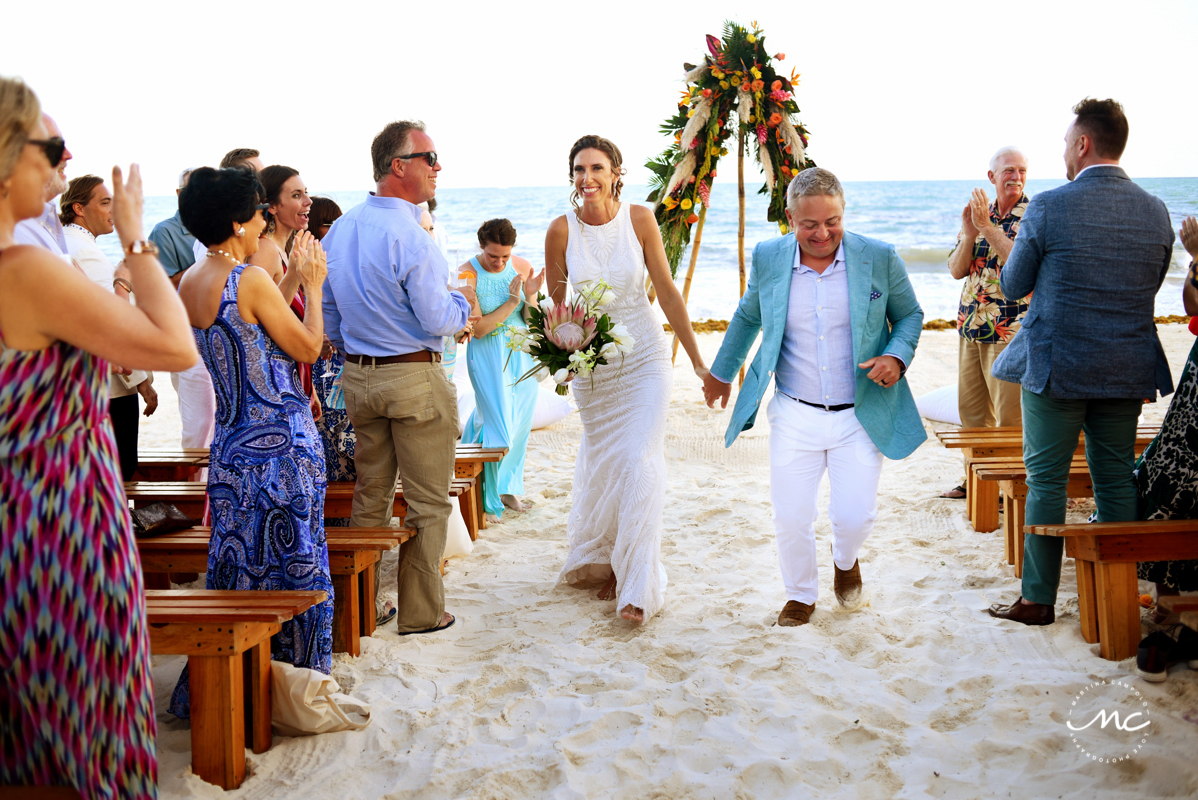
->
<box><xmin>503</xmin><ymin>279</ymin><xmax>635</xmax><ymax>395</ymax></box>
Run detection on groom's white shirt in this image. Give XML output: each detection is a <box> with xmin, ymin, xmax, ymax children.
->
<box><xmin>775</xmin><ymin>243</ymin><xmax>855</xmax><ymax>405</ymax></box>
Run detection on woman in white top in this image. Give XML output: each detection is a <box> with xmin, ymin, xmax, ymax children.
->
<box><xmin>544</xmin><ymin>134</ymin><xmax>710</xmax><ymax>624</ymax></box>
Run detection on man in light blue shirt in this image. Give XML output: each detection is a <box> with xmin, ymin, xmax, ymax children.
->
<box><xmin>148</xmin><ymin>168</ymin><xmax>198</xmax><ymax>287</ymax></box>
<box><xmin>704</xmin><ymin>168</ymin><xmax>925</xmax><ymax>628</ymax></box>
<box><xmin>14</xmin><ymin>113</ymin><xmax>71</xmax><ymax>259</ymax></box>
<box><xmin>322</xmin><ymin>120</ymin><xmax>477</xmax><ymax>636</ymax></box>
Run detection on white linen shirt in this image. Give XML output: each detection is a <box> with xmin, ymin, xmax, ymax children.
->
<box><xmin>774</xmin><ymin>243</ymin><xmax>857</xmax><ymax>406</ymax></box>
<box><xmin>64</xmin><ymin>223</ymin><xmax>115</xmax><ymax>290</ymax></box>
<box><xmin>14</xmin><ymin>201</ymin><xmax>70</xmax><ymax>260</ymax></box>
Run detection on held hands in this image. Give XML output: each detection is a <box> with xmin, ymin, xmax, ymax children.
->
<box><xmin>702</xmin><ymin>369</ymin><xmax>731</xmax><ymax>409</ymax></box>
<box><xmin>859</xmin><ymin>355</ymin><xmax>902</xmax><ymax>388</ymax></box>
<box><xmin>1182</xmin><ymin>217</ymin><xmax>1198</xmax><ymax>260</ymax></box>
<box><xmin>111</xmin><ymin>164</ymin><xmax>146</xmax><ymax>250</ymax></box>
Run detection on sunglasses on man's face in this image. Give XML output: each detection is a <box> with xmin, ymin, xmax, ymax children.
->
<box><xmin>27</xmin><ymin>136</ymin><xmax>66</xmax><ymax>167</ymax></box>
<box><xmin>397</xmin><ymin>151</ymin><xmax>438</xmax><ymax>168</ymax></box>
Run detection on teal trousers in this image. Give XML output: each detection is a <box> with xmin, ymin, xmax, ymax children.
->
<box><xmin>1020</xmin><ymin>388</ymin><xmax>1142</xmax><ymax>605</ymax></box>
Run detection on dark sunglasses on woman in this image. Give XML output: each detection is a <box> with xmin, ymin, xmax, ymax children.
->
<box><xmin>26</xmin><ymin>136</ymin><xmax>66</xmax><ymax>167</ymax></box>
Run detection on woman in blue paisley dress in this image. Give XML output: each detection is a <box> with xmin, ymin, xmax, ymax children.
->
<box><xmin>169</xmin><ymin>167</ymin><xmax>334</xmax><ymax>717</ymax></box>
<box><xmin>459</xmin><ymin>219</ymin><xmax>543</xmax><ymax>521</ymax></box>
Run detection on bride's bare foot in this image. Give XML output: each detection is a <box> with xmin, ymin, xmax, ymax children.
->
<box><xmin>597</xmin><ymin>573</ymin><xmax>617</xmax><ymax>601</ymax></box>
<box><xmin>501</xmin><ymin>494</ymin><xmax>531</xmax><ymax>512</ymax></box>
<box><xmin>620</xmin><ymin>605</ymin><xmax>644</xmax><ymax>623</ymax></box>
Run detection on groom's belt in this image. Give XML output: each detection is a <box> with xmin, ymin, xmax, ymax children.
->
<box><xmin>787</xmin><ymin>393</ymin><xmax>855</xmax><ymax>413</ymax></box>
<box><xmin>344</xmin><ymin>350</ymin><xmax>442</xmax><ymax>366</ymax></box>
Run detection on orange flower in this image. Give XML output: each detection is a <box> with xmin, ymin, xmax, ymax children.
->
<box><xmin>686</xmin><ymin>213</ymin><xmax>699</xmax><ymax>224</ymax></box>
<box><xmin>702</xmin><ymin>88</ymin><xmax>712</xmax><ymax>98</ymax></box>
<box><xmin>771</xmin><ymin>79</ymin><xmax>782</xmax><ymax>92</ymax></box>
<box><xmin>768</xmin><ymin>112</ymin><xmax>782</xmax><ymax>127</ymax></box>
<box><xmin>775</xmin><ymin>53</ymin><xmax>785</xmax><ymax>60</ymax></box>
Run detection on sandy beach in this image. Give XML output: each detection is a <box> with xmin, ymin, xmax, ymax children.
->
<box><xmin>145</xmin><ymin>326</ymin><xmax>1198</xmax><ymax>799</ymax></box>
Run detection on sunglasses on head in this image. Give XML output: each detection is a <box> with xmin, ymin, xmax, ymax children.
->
<box><xmin>27</xmin><ymin>136</ymin><xmax>66</xmax><ymax>167</ymax></box>
<box><xmin>397</xmin><ymin>151</ymin><xmax>438</xmax><ymax>168</ymax></box>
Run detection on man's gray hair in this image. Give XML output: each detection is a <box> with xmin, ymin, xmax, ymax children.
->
<box><xmin>178</xmin><ymin>168</ymin><xmax>193</xmax><ymax>189</ymax></box>
<box><xmin>371</xmin><ymin>120</ymin><xmax>426</xmax><ymax>183</ymax></box>
<box><xmin>989</xmin><ymin>146</ymin><xmax>1026</xmax><ymax>173</ymax></box>
<box><xmin>786</xmin><ymin>167</ymin><xmax>844</xmax><ymax>209</ymax></box>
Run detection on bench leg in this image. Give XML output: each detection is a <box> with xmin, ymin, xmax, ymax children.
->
<box><xmin>1076</xmin><ymin>559</ymin><xmax>1099</xmax><ymax>644</ymax></box>
<box><xmin>1094</xmin><ymin>562</ymin><xmax>1141</xmax><ymax>661</ymax></box>
<box><xmin>243</xmin><ymin>641</ymin><xmax>272</xmax><ymax>754</ymax></box>
<box><xmin>972</xmin><ymin>479</ymin><xmax>1000</xmax><ymax>533</ymax></box>
<box><xmin>144</xmin><ymin>572</ymin><xmax>170</xmax><ymax>590</ymax></box>
<box><xmin>966</xmin><ymin>460</ymin><xmax>978</xmax><ymax>524</ymax></box>
<box><xmin>1014</xmin><ymin>525</ymin><xmax>1025</xmax><ymax>579</ymax></box>
<box><xmin>331</xmin><ymin>573</ymin><xmax>361</xmax><ymax>657</ymax></box>
<box><xmin>360</xmin><ymin>564</ymin><xmax>376</xmax><ymax>639</ymax></box>
<box><xmin>460</xmin><ymin>492</ymin><xmax>479</xmax><ymax>542</ymax></box>
<box><xmin>189</xmin><ymin>654</ymin><xmax>246</xmax><ymax>790</ymax></box>
<box><xmin>1002</xmin><ymin>494</ymin><xmax>1019</xmax><ymax>566</ymax></box>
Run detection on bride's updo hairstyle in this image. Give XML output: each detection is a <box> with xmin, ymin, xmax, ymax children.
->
<box><xmin>568</xmin><ymin>134</ymin><xmax>626</xmax><ymax>209</ymax></box>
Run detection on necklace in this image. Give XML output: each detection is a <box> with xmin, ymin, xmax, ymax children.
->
<box><xmin>206</xmin><ymin>248</ymin><xmax>240</xmax><ymax>265</ymax></box>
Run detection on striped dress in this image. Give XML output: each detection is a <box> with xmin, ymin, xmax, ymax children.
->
<box><xmin>0</xmin><ymin>333</ymin><xmax>157</xmax><ymax>797</ymax></box>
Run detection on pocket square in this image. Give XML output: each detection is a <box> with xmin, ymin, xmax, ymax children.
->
<box><xmin>869</xmin><ymin>290</ymin><xmax>882</xmax><ymax>300</ymax></box>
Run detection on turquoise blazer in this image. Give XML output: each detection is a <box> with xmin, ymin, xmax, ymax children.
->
<box><xmin>711</xmin><ymin>231</ymin><xmax>927</xmax><ymax>460</ymax></box>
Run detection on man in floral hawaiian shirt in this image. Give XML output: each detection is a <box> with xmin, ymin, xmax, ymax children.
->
<box><xmin>940</xmin><ymin>147</ymin><xmax>1031</xmax><ymax>498</ymax></box>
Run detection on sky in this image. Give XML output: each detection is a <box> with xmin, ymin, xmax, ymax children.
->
<box><xmin>4</xmin><ymin>0</ymin><xmax>1196</xmax><ymax>195</ymax></box>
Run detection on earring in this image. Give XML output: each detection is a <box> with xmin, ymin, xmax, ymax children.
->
<box><xmin>237</xmin><ymin>226</ymin><xmax>245</xmax><ymax>237</ymax></box>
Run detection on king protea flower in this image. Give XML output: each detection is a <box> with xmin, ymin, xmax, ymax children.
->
<box><xmin>544</xmin><ymin>302</ymin><xmax>598</xmax><ymax>352</ymax></box>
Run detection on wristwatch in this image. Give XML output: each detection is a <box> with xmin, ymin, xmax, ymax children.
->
<box><xmin>124</xmin><ymin>240</ymin><xmax>160</xmax><ymax>256</ymax></box>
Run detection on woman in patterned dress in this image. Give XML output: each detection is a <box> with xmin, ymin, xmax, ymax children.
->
<box><xmin>169</xmin><ymin>167</ymin><xmax>334</xmax><ymax>716</ymax></box>
<box><xmin>1134</xmin><ymin>216</ymin><xmax>1198</xmax><ymax>619</ymax></box>
<box><xmin>0</xmin><ymin>78</ymin><xmax>199</xmax><ymax>798</ymax></box>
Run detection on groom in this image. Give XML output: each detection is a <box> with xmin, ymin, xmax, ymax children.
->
<box><xmin>703</xmin><ymin>167</ymin><xmax>926</xmax><ymax>626</ymax></box>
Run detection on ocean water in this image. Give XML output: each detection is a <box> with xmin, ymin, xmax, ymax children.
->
<box><xmin>106</xmin><ymin>177</ymin><xmax>1197</xmax><ymax>323</ymax></box>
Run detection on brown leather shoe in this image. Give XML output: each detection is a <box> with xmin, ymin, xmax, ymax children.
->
<box><xmin>834</xmin><ymin>559</ymin><xmax>862</xmax><ymax>606</ymax></box>
<box><xmin>987</xmin><ymin>597</ymin><xmax>1055</xmax><ymax>626</ymax></box>
<box><xmin>778</xmin><ymin>600</ymin><xmax>814</xmax><ymax>627</ymax></box>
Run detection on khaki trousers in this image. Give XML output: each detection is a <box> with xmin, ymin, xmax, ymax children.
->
<box><xmin>958</xmin><ymin>337</ymin><xmax>1023</xmax><ymax>479</ymax></box>
<box><xmin>958</xmin><ymin>338</ymin><xmax>1022</xmax><ymax>428</ymax></box>
<box><xmin>342</xmin><ymin>360</ymin><xmax>459</xmax><ymax>633</ymax></box>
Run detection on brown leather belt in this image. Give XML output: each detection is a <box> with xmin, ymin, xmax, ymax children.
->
<box><xmin>344</xmin><ymin>351</ymin><xmax>441</xmax><ymax>366</ymax></box>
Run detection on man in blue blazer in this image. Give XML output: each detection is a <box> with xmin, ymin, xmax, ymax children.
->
<box><xmin>988</xmin><ymin>98</ymin><xmax>1175</xmax><ymax>626</ymax></box>
<box><xmin>703</xmin><ymin>168</ymin><xmax>926</xmax><ymax>627</ymax></box>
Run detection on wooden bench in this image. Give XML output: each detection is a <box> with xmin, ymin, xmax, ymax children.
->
<box><xmin>146</xmin><ymin>588</ymin><xmax>326</xmax><ymax>789</ymax></box>
<box><xmin>138</xmin><ymin>526</ymin><xmax>413</xmax><ymax>656</ymax></box>
<box><xmin>972</xmin><ymin>456</ymin><xmax>1095</xmax><ymax>575</ymax></box>
<box><xmin>1158</xmin><ymin>595</ymin><xmax>1198</xmax><ymax>635</ymax></box>
<box><xmin>126</xmin><ymin>479</ymin><xmax>476</xmax><ymax>537</ymax></box>
<box><xmin>139</xmin><ymin>444</ymin><xmax>508</xmax><ymax>540</ymax></box>
<box><xmin>1029</xmin><ymin>520</ymin><xmax>1198</xmax><ymax>661</ymax></box>
<box><xmin>935</xmin><ymin>427</ymin><xmax>1156</xmax><ymax>533</ymax></box>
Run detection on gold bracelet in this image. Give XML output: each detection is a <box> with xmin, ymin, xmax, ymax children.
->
<box><xmin>113</xmin><ymin>277</ymin><xmax>134</xmax><ymax>294</ymax></box>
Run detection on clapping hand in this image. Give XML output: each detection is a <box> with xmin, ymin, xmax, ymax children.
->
<box><xmin>508</xmin><ymin>273</ymin><xmax>525</xmax><ymax>303</ymax></box>
<box><xmin>1182</xmin><ymin>217</ymin><xmax>1198</xmax><ymax>260</ymax></box>
<box><xmin>111</xmin><ymin>164</ymin><xmax>146</xmax><ymax>250</ymax></box>
<box><xmin>294</xmin><ymin>233</ymin><xmax>327</xmax><ymax>289</ymax></box>
<box><xmin>523</xmin><ymin>268</ymin><xmax>546</xmax><ymax>301</ymax></box>
<box><xmin>968</xmin><ymin>188</ymin><xmax>992</xmax><ymax>233</ymax></box>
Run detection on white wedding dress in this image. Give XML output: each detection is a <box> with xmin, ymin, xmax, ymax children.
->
<box><xmin>557</xmin><ymin>202</ymin><xmax>672</xmax><ymax>622</ymax></box>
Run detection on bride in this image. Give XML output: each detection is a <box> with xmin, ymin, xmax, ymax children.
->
<box><xmin>545</xmin><ymin>134</ymin><xmax>710</xmax><ymax>623</ymax></box>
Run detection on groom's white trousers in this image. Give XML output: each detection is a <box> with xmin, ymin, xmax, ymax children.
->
<box><xmin>767</xmin><ymin>392</ymin><xmax>884</xmax><ymax>605</ymax></box>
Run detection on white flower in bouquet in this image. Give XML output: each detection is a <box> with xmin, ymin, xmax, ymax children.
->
<box><xmin>539</xmin><ymin>297</ymin><xmax>555</xmax><ymax>313</ymax></box>
<box><xmin>553</xmin><ymin>368</ymin><xmax>571</xmax><ymax>385</ymax></box>
<box><xmin>600</xmin><ymin>341</ymin><xmax>620</xmax><ymax>360</ymax></box>
<box><xmin>568</xmin><ymin>349</ymin><xmax>595</xmax><ymax>376</ymax></box>
<box><xmin>609</xmin><ymin>323</ymin><xmax>635</xmax><ymax>355</ymax></box>
<box><xmin>534</xmin><ymin>366</ymin><xmax>551</xmax><ymax>382</ymax></box>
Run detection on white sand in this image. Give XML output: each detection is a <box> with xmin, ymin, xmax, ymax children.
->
<box><xmin>148</xmin><ymin>327</ymin><xmax>1198</xmax><ymax>799</ymax></box>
